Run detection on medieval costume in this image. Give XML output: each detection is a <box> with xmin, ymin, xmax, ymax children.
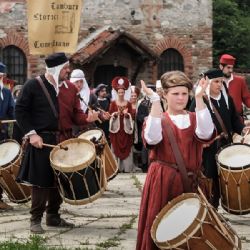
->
<box><xmin>95</xmin><ymin>83</ymin><xmax>110</xmax><ymax>142</ymax></box>
<box><xmin>189</xmin><ymin>69</ymin><xmax>244</xmax><ymax>208</ymax></box>
<box><xmin>0</xmin><ymin>62</ymin><xmax>15</xmax><ymax>210</ymax></box>
<box><xmin>109</xmin><ymin>76</ymin><xmax>135</xmax><ymax>172</ymax></box>
<box><xmin>136</xmin><ymin>71</ymin><xmax>215</xmax><ymax>250</ymax></box>
<box><xmin>220</xmin><ymin>54</ymin><xmax>250</xmax><ymax>119</ymax></box>
<box><xmin>15</xmin><ymin>53</ymin><xmax>94</xmax><ymax>234</ymax></box>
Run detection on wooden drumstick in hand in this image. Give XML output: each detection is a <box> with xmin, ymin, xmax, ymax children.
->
<box><xmin>42</xmin><ymin>143</ymin><xmax>68</xmax><ymax>151</ymax></box>
<box><xmin>0</xmin><ymin>119</ymin><xmax>16</xmax><ymax>124</ymax></box>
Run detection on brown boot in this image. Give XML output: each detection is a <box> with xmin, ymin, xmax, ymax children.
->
<box><xmin>0</xmin><ymin>201</ymin><xmax>13</xmax><ymax>210</ymax></box>
<box><xmin>30</xmin><ymin>221</ymin><xmax>45</xmax><ymax>234</ymax></box>
<box><xmin>46</xmin><ymin>214</ymin><xmax>74</xmax><ymax>228</ymax></box>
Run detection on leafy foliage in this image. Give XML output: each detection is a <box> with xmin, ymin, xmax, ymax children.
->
<box><xmin>213</xmin><ymin>0</ymin><xmax>250</xmax><ymax>68</ymax></box>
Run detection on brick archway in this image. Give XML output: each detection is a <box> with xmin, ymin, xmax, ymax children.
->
<box><xmin>0</xmin><ymin>30</ymin><xmax>39</xmax><ymax>78</ymax></box>
<box><xmin>154</xmin><ymin>36</ymin><xmax>193</xmax><ymax>78</ymax></box>
<box><xmin>0</xmin><ymin>31</ymin><xmax>29</xmax><ymax>55</ymax></box>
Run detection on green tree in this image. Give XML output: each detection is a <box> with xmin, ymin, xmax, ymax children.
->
<box><xmin>213</xmin><ymin>0</ymin><xmax>250</xmax><ymax>68</ymax></box>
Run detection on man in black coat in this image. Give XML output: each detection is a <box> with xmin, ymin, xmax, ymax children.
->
<box><xmin>15</xmin><ymin>53</ymin><xmax>98</xmax><ymax>234</ymax></box>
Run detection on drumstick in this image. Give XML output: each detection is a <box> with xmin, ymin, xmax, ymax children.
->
<box><xmin>42</xmin><ymin>143</ymin><xmax>68</xmax><ymax>151</ymax></box>
<box><xmin>77</xmin><ymin>95</ymin><xmax>102</xmax><ymax>123</ymax></box>
<box><xmin>242</xmin><ymin>128</ymin><xmax>250</xmax><ymax>143</ymax></box>
<box><xmin>0</xmin><ymin>119</ymin><xmax>16</xmax><ymax>124</ymax></box>
<box><xmin>197</xmin><ymin>187</ymin><xmax>235</xmax><ymax>245</ymax></box>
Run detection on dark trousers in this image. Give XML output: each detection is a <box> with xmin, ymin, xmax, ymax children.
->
<box><xmin>210</xmin><ymin>178</ymin><xmax>220</xmax><ymax>209</ymax></box>
<box><xmin>30</xmin><ymin>186</ymin><xmax>62</xmax><ymax>223</ymax></box>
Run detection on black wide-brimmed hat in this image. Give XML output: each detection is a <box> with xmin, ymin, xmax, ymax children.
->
<box><xmin>203</xmin><ymin>69</ymin><xmax>223</xmax><ymax>79</ymax></box>
<box><xmin>95</xmin><ymin>83</ymin><xmax>108</xmax><ymax>95</ymax></box>
<box><xmin>45</xmin><ymin>52</ymin><xmax>68</xmax><ymax>68</ymax></box>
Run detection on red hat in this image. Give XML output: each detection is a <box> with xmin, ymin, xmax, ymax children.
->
<box><xmin>112</xmin><ymin>76</ymin><xmax>129</xmax><ymax>91</ymax></box>
<box><xmin>219</xmin><ymin>54</ymin><xmax>236</xmax><ymax>65</ymax></box>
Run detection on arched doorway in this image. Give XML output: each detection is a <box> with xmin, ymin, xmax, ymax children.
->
<box><xmin>158</xmin><ymin>48</ymin><xmax>184</xmax><ymax>78</ymax></box>
<box><xmin>94</xmin><ymin>65</ymin><xmax>128</xmax><ymax>88</ymax></box>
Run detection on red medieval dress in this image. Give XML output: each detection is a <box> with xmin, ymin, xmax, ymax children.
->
<box><xmin>136</xmin><ymin>112</ymin><xmax>215</xmax><ymax>250</ymax></box>
<box><xmin>109</xmin><ymin>101</ymin><xmax>135</xmax><ymax>170</ymax></box>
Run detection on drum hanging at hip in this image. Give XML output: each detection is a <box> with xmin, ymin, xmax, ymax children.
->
<box><xmin>50</xmin><ymin>138</ymin><xmax>106</xmax><ymax>205</ymax></box>
<box><xmin>216</xmin><ymin>143</ymin><xmax>250</xmax><ymax>215</ymax></box>
<box><xmin>151</xmin><ymin>193</ymin><xmax>241</xmax><ymax>250</ymax></box>
<box><xmin>0</xmin><ymin>139</ymin><xmax>31</xmax><ymax>203</ymax></box>
<box><xmin>78</xmin><ymin>128</ymin><xmax>118</xmax><ymax>181</ymax></box>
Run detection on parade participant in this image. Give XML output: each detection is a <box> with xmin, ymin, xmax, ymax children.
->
<box><xmin>0</xmin><ymin>62</ymin><xmax>14</xmax><ymax>210</ymax></box>
<box><xmin>70</xmin><ymin>69</ymin><xmax>92</xmax><ymax>113</ymax></box>
<box><xmin>219</xmin><ymin>54</ymin><xmax>250</xmax><ymax>120</ymax></box>
<box><xmin>15</xmin><ymin>52</ymin><xmax>99</xmax><ymax>234</ymax></box>
<box><xmin>136</xmin><ymin>84</ymin><xmax>155</xmax><ymax>172</ymax></box>
<box><xmin>130</xmin><ymin>85</ymin><xmax>140</xmax><ymax>143</ymax></box>
<box><xmin>130</xmin><ymin>85</ymin><xmax>142</xmax><ymax>172</ymax></box>
<box><xmin>189</xmin><ymin>68</ymin><xmax>244</xmax><ymax>208</ymax></box>
<box><xmin>156</xmin><ymin>80</ymin><xmax>167</xmax><ymax>111</ymax></box>
<box><xmin>109</xmin><ymin>76</ymin><xmax>135</xmax><ymax>173</ymax></box>
<box><xmin>95</xmin><ymin>83</ymin><xmax>111</xmax><ymax>142</ymax></box>
<box><xmin>136</xmin><ymin>71</ymin><xmax>216</xmax><ymax>250</ymax></box>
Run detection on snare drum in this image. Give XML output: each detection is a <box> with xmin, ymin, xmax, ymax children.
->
<box><xmin>50</xmin><ymin>138</ymin><xmax>106</xmax><ymax>205</ymax></box>
<box><xmin>216</xmin><ymin>143</ymin><xmax>250</xmax><ymax>214</ymax></box>
<box><xmin>0</xmin><ymin>139</ymin><xmax>31</xmax><ymax>203</ymax></box>
<box><xmin>151</xmin><ymin>193</ymin><xmax>241</xmax><ymax>250</ymax></box>
<box><xmin>78</xmin><ymin>128</ymin><xmax>118</xmax><ymax>181</ymax></box>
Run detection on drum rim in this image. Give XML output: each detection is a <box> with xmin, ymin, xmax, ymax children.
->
<box><xmin>50</xmin><ymin>138</ymin><xmax>96</xmax><ymax>173</ymax></box>
<box><xmin>77</xmin><ymin>127</ymin><xmax>104</xmax><ymax>141</ymax></box>
<box><xmin>216</xmin><ymin>143</ymin><xmax>250</xmax><ymax>170</ymax></box>
<box><xmin>151</xmin><ymin>193</ymin><xmax>206</xmax><ymax>248</ymax></box>
<box><xmin>0</xmin><ymin>139</ymin><xmax>22</xmax><ymax>168</ymax></box>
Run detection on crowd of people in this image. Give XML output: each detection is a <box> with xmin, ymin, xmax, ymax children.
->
<box><xmin>0</xmin><ymin>52</ymin><xmax>250</xmax><ymax>244</ymax></box>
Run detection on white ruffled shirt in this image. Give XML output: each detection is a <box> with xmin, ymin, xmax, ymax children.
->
<box><xmin>144</xmin><ymin>107</ymin><xmax>214</xmax><ymax>145</ymax></box>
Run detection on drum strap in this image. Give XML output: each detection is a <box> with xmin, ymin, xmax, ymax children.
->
<box><xmin>36</xmin><ymin>76</ymin><xmax>58</xmax><ymax>119</ymax></box>
<box><xmin>161</xmin><ymin>116</ymin><xmax>192</xmax><ymax>193</ymax></box>
<box><xmin>204</xmin><ymin>95</ymin><xmax>229</xmax><ymax>140</ymax></box>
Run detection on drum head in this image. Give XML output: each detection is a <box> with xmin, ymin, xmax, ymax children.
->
<box><xmin>217</xmin><ymin>144</ymin><xmax>250</xmax><ymax>169</ymax></box>
<box><xmin>50</xmin><ymin>138</ymin><xmax>96</xmax><ymax>172</ymax></box>
<box><xmin>155</xmin><ymin>197</ymin><xmax>200</xmax><ymax>242</ymax></box>
<box><xmin>78</xmin><ymin>129</ymin><xmax>103</xmax><ymax>141</ymax></box>
<box><xmin>0</xmin><ymin>140</ymin><xmax>20</xmax><ymax>167</ymax></box>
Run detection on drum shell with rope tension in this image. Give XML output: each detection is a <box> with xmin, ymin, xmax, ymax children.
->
<box><xmin>0</xmin><ymin>139</ymin><xmax>31</xmax><ymax>203</ymax></box>
<box><xmin>78</xmin><ymin>128</ymin><xmax>118</xmax><ymax>181</ymax></box>
<box><xmin>216</xmin><ymin>143</ymin><xmax>250</xmax><ymax>215</ymax></box>
<box><xmin>50</xmin><ymin>138</ymin><xmax>106</xmax><ymax>205</ymax></box>
<box><xmin>151</xmin><ymin>193</ymin><xmax>241</xmax><ymax>250</ymax></box>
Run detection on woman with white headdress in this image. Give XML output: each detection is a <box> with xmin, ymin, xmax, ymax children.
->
<box><xmin>109</xmin><ymin>76</ymin><xmax>135</xmax><ymax>173</ymax></box>
<box><xmin>189</xmin><ymin>68</ymin><xmax>245</xmax><ymax>209</ymax></box>
<box><xmin>70</xmin><ymin>69</ymin><xmax>91</xmax><ymax>113</ymax></box>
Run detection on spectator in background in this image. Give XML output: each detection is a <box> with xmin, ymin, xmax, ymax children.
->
<box><xmin>12</xmin><ymin>85</ymin><xmax>23</xmax><ymax>103</ymax></box>
<box><xmin>219</xmin><ymin>54</ymin><xmax>250</xmax><ymax>121</ymax></box>
<box><xmin>95</xmin><ymin>83</ymin><xmax>111</xmax><ymax>142</ymax></box>
<box><xmin>0</xmin><ymin>62</ymin><xmax>14</xmax><ymax>210</ymax></box>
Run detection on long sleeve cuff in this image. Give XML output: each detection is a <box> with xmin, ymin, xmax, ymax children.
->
<box><xmin>195</xmin><ymin>107</ymin><xmax>214</xmax><ymax>139</ymax></box>
<box><xmin>144</xmin><ymin>115</ymin><xmax>162</xmax><ymax>145</ymax></box>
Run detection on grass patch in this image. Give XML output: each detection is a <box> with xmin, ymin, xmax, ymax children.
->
<box><xmin>131</xmin><ymin>174</ymin><xmax>143</xmax><ymax>192</ymax></box>
<box><xmin>95</xmin><ymin>215</ymin><xmax>137</xmax><ymax>249</ymax></box>
<box><xmin>0</xmin><ymin>235</ymin><xmax>91</xmax><ymax>250</ymax></box>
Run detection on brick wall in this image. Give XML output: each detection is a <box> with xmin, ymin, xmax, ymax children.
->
<box><xmin>0</xmin><ymin>0</ymin><xmax>213</xmax><ymax>83</ymax></box>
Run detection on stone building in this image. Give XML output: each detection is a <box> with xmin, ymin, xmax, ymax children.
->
<box><xmin>0</xmin><ymin>0</ymin><xmax>212</xmax><ymax>87</ymax></box>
